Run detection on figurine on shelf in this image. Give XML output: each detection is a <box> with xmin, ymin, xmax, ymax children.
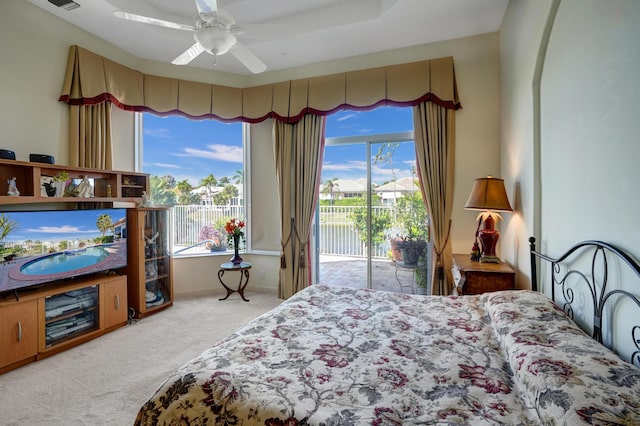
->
<box><xmin>139</xmin><ymin>191</ymin><xmax>151</xmax><ymax>207</ymax></box>
<box><xmin>77</xmin><ymin>175</ymin><xmax>93</xmax><ymax>198</ymax></box>
<box><xmin>7</xmin><ymin>177</ymin><xmax>19</xmax><ymax>196</ymax></box>
<box><xmin>145</xmin><ymin>231</ymin><xmax>159</xmax><ymax>246</ymax></box>
<box><xmin>41</xmin><ymin>178</ymin><xmax>56</xmax><ymax>197</ymax></box>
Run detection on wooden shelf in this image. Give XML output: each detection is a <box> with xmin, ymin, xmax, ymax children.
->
<box><xmin>0</xmin><ymin>159</ymin><xmax>148</xmax><ymax>206</ymax></box>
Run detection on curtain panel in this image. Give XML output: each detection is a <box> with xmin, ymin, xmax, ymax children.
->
<box><xmin>69</xmin><ymin>102</ymin><xmax>113</xmax><ymax>169</ymax></box>
<box><xmin>59</xmin><ymin>46</ymin><xmax>461</xmax><ymax>123</ymax></box>
<box><xmin>413</xmin><ymin>102</ymin><xmax>456</xmax><ymax>295</ymax></box>
<box><xmin>273</xmin><ymin>114</ymin><xmax>326</xmax><ymax>299</ymax></box>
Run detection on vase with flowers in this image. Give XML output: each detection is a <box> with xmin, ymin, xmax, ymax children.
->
<box><xmin>225</xmin><ymin>218</ymin><xmax>246</xmax><ymax>265</ymax></box>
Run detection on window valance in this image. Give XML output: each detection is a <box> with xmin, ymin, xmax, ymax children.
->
<box><xmin>59</xmin><ymin>45</ymin><xmax>461</xmax><ymax>123</ymax></box>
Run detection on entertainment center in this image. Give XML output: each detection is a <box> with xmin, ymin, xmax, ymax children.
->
<box><xmin>0</xmin><ymin>160</ymin><xmax>171</xmax><ymax>374</ymax></box>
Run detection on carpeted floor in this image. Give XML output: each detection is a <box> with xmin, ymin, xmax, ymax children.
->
<box><xmin>0</xmin><ymin>288</ymin><xmax>283</xmax><ymax>426</ymax></box>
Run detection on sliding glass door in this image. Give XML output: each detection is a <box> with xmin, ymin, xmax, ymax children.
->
<box><xmin>315</xmin><ymin>134</ymin><xmax>422</xmax><ymax>292</ymax></box>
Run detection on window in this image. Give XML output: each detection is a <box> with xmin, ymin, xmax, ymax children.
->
<box><xmin>140</xmin><ymin>113</ymin><xmax>247</xmax><ymax>256</ymax></box>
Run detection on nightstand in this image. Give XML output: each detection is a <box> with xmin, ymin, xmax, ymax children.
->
<box><xmin>452</xmin><ymin>254</ymin><xmax>515</xmax><ymax>295</ymax></box>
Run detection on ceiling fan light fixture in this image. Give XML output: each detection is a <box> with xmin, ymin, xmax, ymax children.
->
<box><xmin>194</xmin><ymin>27</ymin><xmax>237</xmax><ymax>55</ymax></box>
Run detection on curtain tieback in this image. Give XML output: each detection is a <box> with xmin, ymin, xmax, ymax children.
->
<box><xmin>434</xmin><ymin>219</ymin><xmax>452</xmax><ymax>279</ymax></box>
<box><xmin>280</xmin><ymin>232</ymin><xmax>292</xmax><ymax>269</ymax></box>
<box><xmin>298</xmin><ymin>241</ymin><xmax>308</xmax><ymax>269</ymax></box>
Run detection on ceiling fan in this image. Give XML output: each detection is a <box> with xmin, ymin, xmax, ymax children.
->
<box><xmin>113</xmin><ymin>0</ymin><xmax>295</xmax><ymax>74</ymax></box>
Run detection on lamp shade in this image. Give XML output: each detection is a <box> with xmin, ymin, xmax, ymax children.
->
<box><xmin>464</xmin><ymin>176</ymin><xmax>513</xmax><ymax>212</ymax></box>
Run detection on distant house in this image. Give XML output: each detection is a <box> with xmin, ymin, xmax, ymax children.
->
<box><xmin>194</xmin><ymin>184</ymin><xmax>243</xmax><ymax>207</ymax></box>
<box><xmin>375</xmin><ymin>177</ymin><xmax>419</xmax><ymax>205</ymax></box>
<box><xmin>320</xmin><ymin>178</ymin><xmax>368</xmax><ymax>201</ymax></box>
<box><xmin>320</xmin><ymin>177</ymin><xmax>419</xmax><ymax>205</ymax></box>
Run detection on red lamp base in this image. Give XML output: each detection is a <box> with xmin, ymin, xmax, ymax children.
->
<box><xmin>478</xmin><ymin>214</ymin><xmax>501</xmax><ymax>263</ymax></box>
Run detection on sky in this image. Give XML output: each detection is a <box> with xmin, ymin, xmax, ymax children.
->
<box><xmin>142</xmin><ymin>106</ymin><xmax>415</xmax><ymax>187</ymax></box>
<box><xmin>3</xmin><ymin>209</ymin><xmax>126</xmax><ymax>243</ymax></box>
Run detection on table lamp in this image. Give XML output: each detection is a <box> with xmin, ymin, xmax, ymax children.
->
<box><xmin>464</xmin><ymin>176</ymin><xmax>512</xmax><ymax>263</ymax></box>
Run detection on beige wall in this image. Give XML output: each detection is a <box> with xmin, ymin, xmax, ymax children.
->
<box><xmin>500</xmin><ymin>0</ymin><xmax>640</xmax><ymax>289</ymax></box>
<box><xmin>499</xmin><ymin>0</ymin><xmax>554</xmax><ymax>287</ymax></box>
<box><xmin>540</xmin><ymin>0</ymin><xmax>640</xmax><ymax>251</ymax></box>
<box><xmin>1</xmin><ymin>1</ymin><xmax>501</xmax><ymax>296</ymax></box>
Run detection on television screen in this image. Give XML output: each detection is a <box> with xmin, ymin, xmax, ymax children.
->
<box><xmin>0</xmin><ymin>208</ymin><xmax>127</xmax><ymax>295</ymax></box>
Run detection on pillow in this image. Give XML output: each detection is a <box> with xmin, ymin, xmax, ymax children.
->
<box><xmin>482</xmin><ymin>291</ymin><xmax>640</xmax><ymax>424</ymax></box>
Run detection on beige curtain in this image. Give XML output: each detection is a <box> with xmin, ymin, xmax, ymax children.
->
<box><xmin>69</xmin><ymin>102</ymin><xmax>113</xmax><ymax>169</ymax></box>
<box><xmin>413</xmin><ymin>102</ymin><xmax>455</xmax><ymax>296</ymax></box>
<box><xmin>273</xmin><ymin>115</ymin><xmax>325</xmax><ymax>299</ymax></box>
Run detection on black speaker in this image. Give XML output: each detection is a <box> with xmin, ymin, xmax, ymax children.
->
<box><xmin>29</xmin><ymin>154</ymin><xmax>55</xmax><ymax>164</ymax></box>
<box><xmin>0</xmin><ymin>149</ymin><xmax>16</xmax><ymax>160</ymax></box>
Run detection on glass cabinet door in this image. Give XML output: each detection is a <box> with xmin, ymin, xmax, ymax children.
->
<box><xmin>126</xmin><ymin>207</ymin><xmax>173</xmax><ymax>318</ymax></box>
<box><xmin>142</xmin><ymin>209</ymin><xmax>171</xmax><ymax>310</ymax></box>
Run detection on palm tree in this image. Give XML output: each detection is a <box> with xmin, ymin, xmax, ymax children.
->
<box><xmin>214</xmin><ymin>184</ymin><xmax>239</xmax><ymax>205</ymax></box>
<box><xmin>218</xmin><ymin>176</ymin><xmax>231</xmax><ymax>185</ymax></box>
<box><xmin>0</xmin><ymin>213</ymin><xmax>18</xmax><ymax>257</ymax></box>
<box><xmin>233</xmin><ymin>169</ymin><xmax>243</xmax><ymax>184</ymax></box>
<box><xmin>150</xmin><ymin>175</ymin><xmax>177</xmax><ymax>205</ymax></box>
<box><xmin>176</xmin><ymin>179</ymin><xmax>192</xmax><ymax>194</ymax></box>
<box><xmin>176</xmin><ymin>179</ymin><xmax>200</xmax><ymax>205</ymax></box>
<box><xmin>199</xmin><ymin>174</ymin><xmax>218</xmax><ymax>204</ymax></box>
<box><xmin>322</xmin><ymin>178</ymin><xmax>340</xmax><ymax>205</ymax></box>
<box><xmin>96</xmin><ymin>214</ymin><xmax>113</xmax><ymax>238</ymax></box>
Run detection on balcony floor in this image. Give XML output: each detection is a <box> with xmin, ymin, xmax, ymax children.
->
<box><xmin>318</xmin><ymin>255</ymin><xmax>429</xmax><ymax>295</ymax></box>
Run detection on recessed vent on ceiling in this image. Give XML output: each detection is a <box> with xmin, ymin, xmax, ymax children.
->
<box><xmin>47</xmin><ymin>0</ymin><xmax>80</xmax><ymax>11</ymax></box>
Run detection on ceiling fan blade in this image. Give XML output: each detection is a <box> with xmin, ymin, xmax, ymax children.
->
<box><xmin>195</xmin><ymin>0</ymin><xmax>218</xmax><ymax>15</ymax></box>
<box><xmin>113</xmin><ymin>11</ymin><xmax>194</xmax><ymax>31</ymax></box>
<box><xmin>230</xmin><ymin>43</ymin><xmax>267</xmax><ymax>74</ymax></box>
<box><xmin>172</xmin><ymin>43</ymin><xmax>205</xmax><ymax>65</ymax></box>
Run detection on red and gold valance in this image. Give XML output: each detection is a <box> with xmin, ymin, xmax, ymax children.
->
<box><xmin>59</xmin><ymin>46</ymin><xmax>461</xmax><ymax>123</ymax></box>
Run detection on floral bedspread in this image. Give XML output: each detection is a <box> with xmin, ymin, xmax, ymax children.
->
<box><xmin>135</xmin><ymin>285</ymin><xmax>640</xmax><ymax>425</ymax></box>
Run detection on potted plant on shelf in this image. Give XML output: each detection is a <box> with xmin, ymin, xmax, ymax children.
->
<box><xmin>52</xmin><ymin>170</ymin><xmax>69</xmax><ymax>197</ymax></box>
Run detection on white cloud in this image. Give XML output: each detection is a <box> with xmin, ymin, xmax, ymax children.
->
<box><xmin>144</xmin><ymin>128</ymin><xmax>172</xmax><ymax>139</ymax></box>
<box><xmin>336</xmin><ymin>113</ymin><xmax>357</xmax><ymax>122</ymax></box>
<box><xmin>28</xmin><ymin>226</ymin><xmax>92</xmax><ymax>234</ymax></box>
<box><xmin>322</xmin><ymin>160</ymin><xmax>367</xmax><ymax>172</ymax></box>
<box><xmin>176</xmin><ymin>144</ymin><xmax>243</xmax><ymax>163</ymax></box>
<box><xmin>150</xmin><ymin>162</ymin><xmax>181</xmax><ymax>169</ymax></box>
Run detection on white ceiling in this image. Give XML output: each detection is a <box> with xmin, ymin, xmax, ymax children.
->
<box><xmin>27</xmin><ymin>0</ymin><xmax>508</xmax><ymax>75</ymax></box>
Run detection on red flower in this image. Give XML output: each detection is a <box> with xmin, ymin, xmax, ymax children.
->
<box><xmin>224</xmin><ymin>218</ymin><xmax>246</xmax><ymax>246</ymax></box>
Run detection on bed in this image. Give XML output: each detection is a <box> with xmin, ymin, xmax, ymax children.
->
<box><xmin>135</xmin><ymin>239</ymin><xmax>640</xmax><ymax>425</ymax></box>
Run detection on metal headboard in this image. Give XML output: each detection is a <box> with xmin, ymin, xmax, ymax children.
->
<box><xmin>529</xmin><ymin>237</ymin><xmax>640</xmax><ymax>366</ymax></box>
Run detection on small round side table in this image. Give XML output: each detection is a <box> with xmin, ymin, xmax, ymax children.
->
<box><xmin>394</xmin><ymin>261</ymin><xmax>424</xmax><ymax>294</ymax></box>
<box><xmin>217</xmin><ymin>261</ymin><xmax>252</xmax><ymax>302</ymax></box>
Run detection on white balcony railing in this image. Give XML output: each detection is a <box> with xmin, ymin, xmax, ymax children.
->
<box><xmin>171</xmin><ymin>204</ymin><xmax>401</xmax><ymax>259</ymax></box>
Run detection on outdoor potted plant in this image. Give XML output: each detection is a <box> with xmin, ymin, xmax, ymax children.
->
<box><xmin>198</xmin><ymin>224</ymin><xmax>227</xmax><ymax>252</ymax></box>
<box><xmin>389</xmin><ymin>189</ymin><xmax>429</xmax><ymax>264</ymax></box>
<box><xmin>397</xmin><ymin>237</ymin><xmax>428</xmax><ymax>266</ymax></box>
<box><xmin>389</xmin><ymin>235</ymin><xmax>405</xmax><ymax>262</ymax></box>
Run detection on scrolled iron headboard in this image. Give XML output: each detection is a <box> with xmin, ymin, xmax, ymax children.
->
<box><xmin>529</xmin><ymin>237</ymin><xmax>640</xmax><ymax>366</ymax></box>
